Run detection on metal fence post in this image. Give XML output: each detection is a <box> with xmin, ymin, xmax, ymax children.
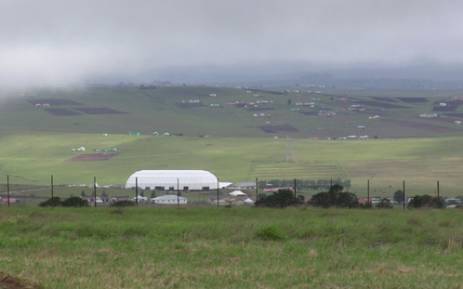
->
<box><xmin>402</xmin><ymin>180</ymin><xmax>406</xmax><ymax>210</ymax></box>
<box><xmin>367</xmin><ymin>179</ymin><xmax>370</xmax><ymax>206</ymax></box>
<box><xmin>177</xmin><ymin>178</ymin><xmax>180</xmax><ymax>208</ymax></box>
<box><xmin>51</xmin><ymin>175</ymin><xmax>54</xmax><ymax>199</ymax></box>
<box><xmin>294</xmin><ymin>178</ymin><xmax>297</xmax><ymax>198</ymax></box>
<box><xmin>93</xmin><ymin>176</ymin><xmax>97</xmax><ymax>208</ymax></box>
<box><xmin>255</xmin><ymin>177</ymin><xmax>258</xmax><ymax>202</ymax></box>
<box><xmin>437</xmin><ymin>180</ymin><xmax>440</xmax><ymax>199</ymax></box>
<box><xmin>7</xmin><ymin>175</ymin><xmax>10</xmax><ymax>207</ymax></box>
<box><xmin>216</xmin><ymin>181</ymin><xmax>220</xmax><ymax>208</ymax></box>
<box><xmin>135</xmin><ymin>177</ymin><xmax>139</xmax><ymax>206</ymax></box>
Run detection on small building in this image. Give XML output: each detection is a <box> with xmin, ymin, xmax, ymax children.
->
<box><xmin>228</xmin><ymin>182</ymin><xmax>256</xmax><ymax>190</ymax></box>
<box><xmin>151</xmin><ymin>194</ymin><xmax>188</xmax><ymax>205</ymax></box>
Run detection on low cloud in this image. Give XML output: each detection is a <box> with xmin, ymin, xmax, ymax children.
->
<box><xmin>1</xmin><ymin>0</ymin><xmax>463</xmax><ymax>87</ymax></box>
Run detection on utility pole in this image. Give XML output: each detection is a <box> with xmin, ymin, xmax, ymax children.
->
<box><xmin>135</xmin><ymin>177</ymin><xmax>139</xmax><ymax>206</ymax></box>
<box><xmin>6</xmin><ymin>175</ymin><xmax>10</xmax><ymax>207</ymax></box>
<box><xmin>93</xmin><ymin>176</ymin><xmax>97</xmax><ymax>208</ymax></box>
<box><xmin>51</xmin><ymin>175</ymin><xmax>54</xmax><ymax>199</ymax></box>
<box><xmin>402</xmin><ymin>180</ymin><xmax>406</xmax><ymax>210</ymax></box>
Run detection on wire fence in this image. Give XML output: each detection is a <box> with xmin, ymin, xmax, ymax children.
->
<box><xmin>0</xmin><ymin>175</ymin><xmax>461</xmax><ymax>208</ymax></box>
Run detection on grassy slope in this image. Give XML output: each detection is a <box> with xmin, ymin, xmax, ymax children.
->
<box><xmin>1</xmin><ymin>133</ymin><xmax>463</xmax><ymax>194</ymax></box>
<box><xmin>0</xmin><ymin>208</ymin><xmax>462</xmax><ymax>289</ymax></box>
<box><xmin>1</xmin><ymin>86</ymin><xmax>463</xmax><ymax>138</ymax></box>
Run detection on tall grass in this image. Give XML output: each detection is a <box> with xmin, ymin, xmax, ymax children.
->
<box><xmin>0</xmin><ymin>207</ymin><xmax>462</xmax><ymax>289</ymax></box>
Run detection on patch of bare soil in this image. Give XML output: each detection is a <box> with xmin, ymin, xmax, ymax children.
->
<box><xmin>73</xmin><ymin>107</ymin><xmax>126</xmax><ymax>115</ymax></box>
<box><xmin>70</xmin><ymin>153</ymin><xmax>117</xmax><ymax>161</ymax></box>
<box><xmin>0</xmin><ymin>272</ymin><xmax>42</xmax><ymax>289</ymax></box>
<box><xmin>44</xmin><ymin>108</ymin><xmax>82</xmax><ymax>116</ymax></box>
<box><xmin>260</xmin><ymin>124</ymin><xmax>299</xmax><ymax>133</ymax></box>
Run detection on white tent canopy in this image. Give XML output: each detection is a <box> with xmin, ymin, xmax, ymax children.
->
<box><xmin>126</xmin><ymin>170</ymin><xmax>226</xmax><ymax>191</ymax></box>
<box><xmin>229</xmin><ymin>190</ymin><xmax>247</xmax><ymax>197</ymax></box>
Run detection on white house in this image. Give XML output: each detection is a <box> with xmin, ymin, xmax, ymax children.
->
<box><xmin>151</xmin><ymin>194</ymin><xmax>188</xmax><ymax>205</ymax></box>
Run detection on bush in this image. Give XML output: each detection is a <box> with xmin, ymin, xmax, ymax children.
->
<box><xmin>256</xmin><ymin>226</ymin><xmax>285</xmax><ymax>241</ymax></box>
<box><xmin>309</xmin><ymin>185</ymin><xmax>358</xmax><ymax>208</ymax></box>
<box><xmin>376</xmin><ymin>198</ymin><xmax>393</xmax><ymax>209</ymax></box>
<box><xmin>111</xmin><ymin>200</ymin><xmax>136</xmax><ymax>207</ymax></box>
<box><xmin>393</xmin><ymin>190</ymin><xmax>405</xmax><ymax>203</ymax></box>
<box><xmin>62</xmin><ymin>196</ymin><xmax>89</xmax><ymax>207</ymax></box>
<box><xmin>408</xmin><ymin>195</ymin><xmax>444</xmax><ymax>208</ymax></box>
<box><xmin>255</xmin><ymin>189</ymin><xmax>304</xmax><ymax>208</ymax></box>
<box><xmin>39</xmin><ymin>197</ymin><xmax>62</xmax><ymax>207</ymax></box>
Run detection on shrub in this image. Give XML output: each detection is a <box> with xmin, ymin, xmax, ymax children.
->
<box><xmin>408</xmin><ymin>195</ymin><xmax>444</xmax><ymax>208</ymax></box>
<box><xmin>256</xmin><ymin>226</ymin><xmax>285</xmax><ymax>241</ymax></box>
<box><xmin>255</xmin><ymin>189</ymin><xmax>304</xmax><ymax>208</ymax></box>
<box><xmin>39</xmin><ymin>197</ymin><xmax>62</xmax><ymax>207</ymax></box>
<box><xmin>376</xmin><ymin>198</ymin><xmax>393</xmax><ymax>209</ymax></box>
<box><xmin>62</xmin><ymin>196</ymin><xmax>89</xmax><ymax>207</ymax></box>
<box><xmin>309</xmin><ymin>185</ymin><xmax>358</xmax><ymax>208</ymax></box>
<box><xmin>110</xmin><ymin>200</ymin><xmax>136</xmax><ymax>207</ymax></box>
<box><xmin>393</xmin><ymin>190</ymin><xmax>405</xmax><ymax>203</ymax></box>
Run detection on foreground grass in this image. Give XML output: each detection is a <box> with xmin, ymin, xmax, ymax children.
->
<box><xmin>0</xmin><ymin>208</ymin><xmax>462</xmax><ymax>289</ymax></box>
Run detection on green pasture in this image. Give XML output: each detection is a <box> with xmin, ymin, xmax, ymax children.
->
<box><xmin>1</xmin><ymin>133</ymin><xmax>463</xmax><ymax>195</ymax></box>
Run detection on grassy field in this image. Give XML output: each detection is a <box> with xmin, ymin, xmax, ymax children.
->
<box><xmin>2</xmin><ymin>86</ymin><xmax>463</xmax><ymax>196</ymax></box>
<box><xmin>0</xmin><ymin>207</ymin><xmax>462</xmax><ymax>289</ymax></box>
<box><xmin>1</xmin><ymin>86</ymin><xmax>463</xmax><ymax>139</ymax></box>
<box><xmin>1</xmin><ymin>133</ymin><xmax>463</xmax><ymax>195</ymax></box>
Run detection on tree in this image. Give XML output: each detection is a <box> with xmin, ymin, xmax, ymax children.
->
<box><xmin>255</xmin><ymin>189</ymin><xmax>304</xmax><ymax>208</ymax></box>
<box><xmin>309</xmin><ymin>185</ymin><xmax>359</xmax><ymax>208</ymax></box>
<box><xmin>393</xmin><ymin>190</ymin><xmax>404</xmax><ymax>203</ymax></box>
<box><xmin>408</xmin><ymin>195</ymin><xmax>444</xmax><ymax>208</ymax></box>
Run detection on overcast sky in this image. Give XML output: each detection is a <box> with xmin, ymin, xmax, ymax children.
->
<box><xmin>1</xmin><ymin>0</ymin><xmax>462</xmax><ymax>87</ymax></box>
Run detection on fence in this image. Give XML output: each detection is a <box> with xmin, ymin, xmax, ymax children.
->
<box><xmin>0</xmin><ymin>175</ymin><xmax>460</xmax><ymax>208</ymax></box>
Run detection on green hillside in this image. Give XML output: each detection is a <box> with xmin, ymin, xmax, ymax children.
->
<box><xmin>1</xmin><ymin>86</ymin><xmax>463</xmax><ymax>138</ymax></box>
<box><xmin>1</xmin><ymin>133</ymin><xmax>463</xmax><ymax>194</ymax></box>
<box><xmin>1</xmin><ymin>86</ymin><xmax>463</xmax><ymax>194</ymax></box>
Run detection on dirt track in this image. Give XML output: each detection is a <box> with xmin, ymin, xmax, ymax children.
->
<box><xmin>0</xmin><ymin>272</ymin><xmax>41</xmax><ymax>289</ymax></box>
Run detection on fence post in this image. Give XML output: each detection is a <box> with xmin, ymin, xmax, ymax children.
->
<box><xmin>177</xmin><ymin>178</ymin><xmax>180</xmax><ymax>208</ymax></box>
<box><xmin>51</xmin><ymin>175</ymin><xmax>54</xmax><ymax>199</ymax></box>
<box><xmin>93</xmin><ymin>176</ymin><xmax>97</xmax><ymax>208</ymax></box>
<box><xmin>135</xmin><ymin>177</ymin><xmax>139</xmax><ymax>206</ymax></box>
<box><xmin>437</xmin><ymin>180</ymin><xmax>440</xmax><ymax>199</ymax></box>
<box><xmin>294</xmin><ymin>179</ymin><xmax>297</xmax><ymax>198</ymax></box>
<box><xmin>6</xmin><ymin>175</ymin><xmax>10</xmax><ymax>207</ymax></box>
<box><xmin>367</xmin><ymin>179</ymin><xmax>370</xmax><ymax>206</ymax></box>
<box><xmin>216</xmin><ymin>181</ymin><xmax>220</xmax><ymax>208</ymax></box>
<box><xmin>255</xmin><ymin>177</ymin><xmax>258</xmax><ymax>202</ymax></box>
<box><xmin>402</xmin><ymin>180</ymin><xmax>406</xmax><ymax>210</ymax></box>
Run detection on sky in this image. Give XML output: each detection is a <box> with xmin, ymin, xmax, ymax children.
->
<box><xmin>1</xmin><ymin>0</ymin><xmax>463</xmax><ymax>87</ymax></box>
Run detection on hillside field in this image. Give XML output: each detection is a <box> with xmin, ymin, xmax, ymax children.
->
<box><xmin>1</xmin><ymin>134</ymin><xmax>463</xmax><ymax>195</ymax></box>
<box><xmin>0</xmin><ymin>208</ymin><xmax>462</xmax><ymax>289</ymax></box>
<box><xmin>2</xmin><ymin>86</ymin><xmax>463</xmax><ymax>195</ymax></box>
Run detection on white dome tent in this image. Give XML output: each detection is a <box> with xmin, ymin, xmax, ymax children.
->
<box><xmin>229</xmin><ymin>190</ymin><xmax>247</xmax><ymax>197</ymax></box>
<box><xmin>125</xmin><ymin>170</ymin><xmax>227</xmax><ymax>191</ymax></box>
